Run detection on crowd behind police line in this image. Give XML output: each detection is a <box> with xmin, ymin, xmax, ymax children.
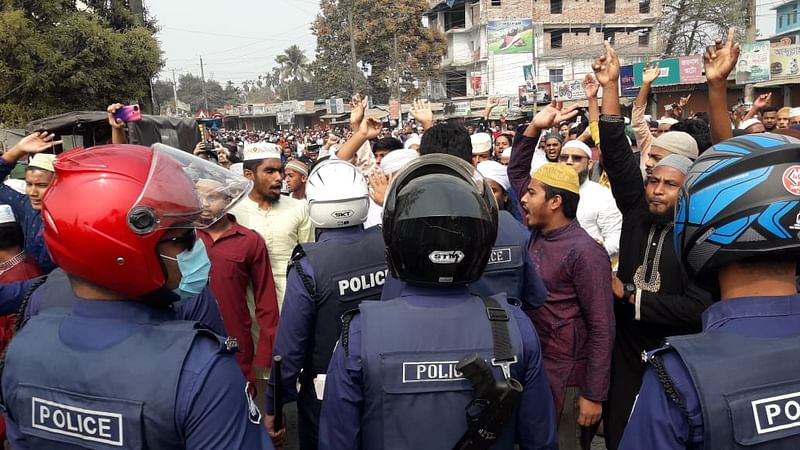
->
<box><xmin>0</xmin><ymin>27</ymin><xmax>797</xmax><ymax>450</ymax></box>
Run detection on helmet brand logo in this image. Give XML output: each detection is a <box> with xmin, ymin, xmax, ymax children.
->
<box><xmin>331</xmin><ymin>210</ymin><xmax>354</xmax><ymax>219</ymax></box>
<box><xmin>782</xmin><ymin>166</ymin><xmax>800</xmax><ymax>196</ymax></box>
<box><xmin>428</xmin><ymin>251</ymin><xmax>465</xmax><ymax>264</ymax></box>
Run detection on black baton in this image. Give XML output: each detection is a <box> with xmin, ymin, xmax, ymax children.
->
<box><xmin>273</xmin><ymin>355</ymin><xmax>283</xmax><ymax>430</ymax></box>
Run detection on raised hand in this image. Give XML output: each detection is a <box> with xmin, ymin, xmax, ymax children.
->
<box><xmin>592</xmin><ymin>41</ymin><xmax>620</xmax><ymax>87</ymax></box>
<box><xmin>359</xmin><ymin>117</ymin><xmax>383</xmax><ymax>141</ymax></box>
<box><xmin>678</xmin><ymin>94</ymin><xmax>691</xmax><ymax>108</ymax></box>
<box><xmin>349</xmin><ymin>94</ymin><xmax>366</xmax><ymax>131</ymax></box>
<box><xmin>410</xmin><ymin>99</ymin><xmax>433</xmax><ymax>130</ymax></box>
<box><xmin>12</xmin><ymin>131</ymin><xmax>61</xmax><ymax>154</ymax></box>
<box><xmin>107</xmin><ymin>103</ymin><xmax>126</xmax><ymax>130</ymax></box>
<box><xmin>753</xmin><ymin>92</ymin><xmax>771</xmax><ymax>110</ymax></box>
<box><xmin>532</xmin><ymin>100</ymin><xmax>580</xmax><ymax>131</ymax></box>
<box><xmin>583</xmin><ymin>73</ymin><xmax>599</xmax><ymax>99</ymax></box>
<box><xmin>642</xmin><ymin>62</ymin><xmax>660</xmax><ymax>85</ymax></box>
<box><xmin>704</xmin><ymin>27</ymin><xmax>740</xmax><ymax>84</ymax></box>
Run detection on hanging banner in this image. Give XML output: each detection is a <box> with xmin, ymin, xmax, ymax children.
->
<box><xmin>769</xmin><ymin>43</ymin><xmax>800</xmax><ymax>79</ymax></box>
<box><xmin>736</xmin><ymin>41</ymin><xmax>770</xmax><ymax>84</ymax></box>
<box><xmin>620</xmin><ymin>65</ymin><xmax>640</xmax><ymax>97</ymax></box>
<box><xmin>488</xmin><ymin>19</ymin><xmax>534</xmax><ymax>55</ymax></box>
<box><xmin>633</xmin><ymin>58</ymin><xmax>681</xmax><ymax>87</ymax></box>
<box><xmin>679</xmin><ymin>55</ymin><xmax>704</xmax><ymax>84</ymax></box>
<box><xmin>553</xmin><ymin>79</ymin><xmax>586</xmax><ymax>101</ymax></box>
<box><xmin>536</xmin><ymin>82</ymin><xmax>552</xmax><ymax>103</ymax></box>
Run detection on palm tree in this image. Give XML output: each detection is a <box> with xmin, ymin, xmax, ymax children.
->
<box><xmin>275</xmin><ymin>45</ymin><xmax>311</xmax><ymax>100</ymax></box>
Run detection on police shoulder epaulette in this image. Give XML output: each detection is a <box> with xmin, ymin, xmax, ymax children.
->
<box><xmin>340</xmin><ymin>308</ymin><xmax>361</xmax><ymax>357</ymax></box>
<box><xmin>193</xmin><ymin>322</ymin><xmax>237</xmax><ymax>354</ymax></box>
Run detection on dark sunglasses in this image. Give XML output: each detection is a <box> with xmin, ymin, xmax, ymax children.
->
<box><xmin>558</xmin><ymin>154</ymin><xmax>587</xmax><ymax>163</ymax></box>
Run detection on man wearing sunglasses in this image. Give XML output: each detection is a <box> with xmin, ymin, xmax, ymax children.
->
<box><xmin>557</xmin><ymin>140</ymin><xmax>622</xmax><ymax>261</ymax></box>
<box><xmin>0</xmin><ymin>144</ymin><xmax>274</xmax><ymax>449</ymax></box>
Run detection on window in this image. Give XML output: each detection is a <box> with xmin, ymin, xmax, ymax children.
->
<box><xmin>551</xmin><ymin>0</ymin><xmax>562</xmax><ymax>14</ymax></box>
<box><xmin>639</xmin><ymin>0</ymin><xmax>650</xmax><ymax>13</ymax></box>
<box><xmin>604</xmin><ymin>29</ymin><xmax>615</xmax><ymax>45</ymax></box>
<box><xmin>551</xmin><ymin>30</ymin><xmax>563</xmax><ymax>48</ymax></box>
<box><xmin>605</xmin><ymin>0</ymin><xmax>616</xmax><ymax>14</ymax></box>
<box><xmin>549</xmin><ymin>69</ymin><xmax>564</xmax><ymax>83</ymax></box>
<box><xmin>792</xmin><ymin>10</ymin><xmax>798</xmax><ymax>24</ymax></box>
<box><xmin>443</xmin><ymin>8</ymin><xmax>466</xmax><ymax>31</ymax></box>
<box><xmin>491</xmin><ymin>0</ymin><xmax>502</xmax><ymax>5</ymax></box>
<box><xmin>780</xmin><ymin>15</ymin><xmax>784</xmax><ymax>28</ymax></box>
<box><xmin>639</xmin><ymin>31</ymin><xmax>650</xmax><ymax>47</ymax></box>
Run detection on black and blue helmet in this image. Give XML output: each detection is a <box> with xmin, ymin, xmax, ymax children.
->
<box><xmin>675</xmin><ymin>133</ymin><xmax>800</xmax><ymax>281</ymax></box>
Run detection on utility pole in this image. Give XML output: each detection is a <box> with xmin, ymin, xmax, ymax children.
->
<box><xmin>199</xmin><ymin>56</ymin><xmax>209</xmax><ymax>112</ymax></box>
<box><xmin>348</xmin><ymin>2</ymin><xmax>359</xmax><ymax>94</ymax></box>
<box><xmin>743</xmin><ymin>0</ymin><xmax>757</xmax><ymax>103</ymax></box>
<box><xmin>171</xmin><ymin>69</ymin><xmax>179</xmax><ymax>117</ymax></box>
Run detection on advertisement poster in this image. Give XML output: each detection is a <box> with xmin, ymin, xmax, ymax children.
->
<box><xmin>553</xmin><ymin>79</ymin><xmax>586</xmax><ymax>101</ymax></box>
<box><xmin>736</xmin><ymin>41</ymin><xmax>770</xmax><ymax>84</ymax></box>
<box><xmin>769</xmin><ymin>43</ymin><xmax>800</xmax><ymax>79</ymax></box>
<box><xmin>679</xmin><ymin>55</ymin><xmax>704</xmax><ymax>84</ymax></box>
<box><xmin>633</xmin><ymin>58</ymin><xmax>681</xmax><ymax>87</ymax></box>
<box><xmin>488</xmin><ymin>19</ymin><xmax>534</xmax><ymax>55</ymax></box>
<box><xmin>536</xmin><ymin>82</ymin><xmax>552</xmax><ymax>103</ymax></box>
<box><xmin>620</xmin><ymin>65</ymin><xmax>640</xmax><ymax>97</ymax></box>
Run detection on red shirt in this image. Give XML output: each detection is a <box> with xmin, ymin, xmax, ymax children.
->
<box><xmin>0</xmin><ymin>255</ymin><xmax>41</xmax><ymax>440</ymax></box>
<box><xmin>198</xmin><ymin>216</ymin><xmax>279</xmax><ymax>384</ymax></box>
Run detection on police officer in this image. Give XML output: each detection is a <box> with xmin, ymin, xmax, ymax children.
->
<box><xmin>319</xmin><ymin>154</ymin><xmax>557</xmax><ymax>450</ymax></box>
<box><xmin>266</xmin><ymin>159</ymin><xmax>386</xmax><ymax>449</ymax></box>
<box><xmin>1</xmin><ymin>144</ymin><xmax>273</xmax><ymax>449</ymax></box>
<box><xmin>620</xmin><ymin>133</ymin><xmax>800</xmax><ymax>449</ymax></box>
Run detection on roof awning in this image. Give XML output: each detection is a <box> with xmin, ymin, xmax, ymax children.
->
<box><xmin>319</xmin><ymin>113</ymin><xmax>348</xmax><ymax>120</ymax></box>
<box><xmin>752</xmin><ymin>77</ymin><xmax>800</xmax><ymax>88</ymax></box>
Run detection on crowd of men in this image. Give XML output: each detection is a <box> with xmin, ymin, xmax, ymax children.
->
<box><xmin>0</xmin><ymin>28</ymin><xmax>798</xmax><ymax>450</ymax></box>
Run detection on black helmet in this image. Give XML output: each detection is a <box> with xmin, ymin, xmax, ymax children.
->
<box><xmin>675</xmin><ymin>133</ymin><xmax>800</xmax><ymax>281</ymax></box>
<box><xmin>382</xmin><ymin>154</ymin><xmax>498</xmax><ymax>287</ymax></box>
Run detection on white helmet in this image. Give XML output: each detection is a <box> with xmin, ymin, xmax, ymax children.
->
<box><xmin>306</xmin><ymin>159</ymin><xmax>369</xmax><ymax>229</ymax></box>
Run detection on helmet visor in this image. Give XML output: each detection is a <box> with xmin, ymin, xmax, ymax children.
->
<box><xmin>128</xmin><ymin>143</ymin><xmax>252</xmax><ymax>234</ymax></box>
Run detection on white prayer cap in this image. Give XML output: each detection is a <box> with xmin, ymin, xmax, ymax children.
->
<box><xmin>477</xmin><ymin>160</ymin><xmax>510</xmax><ymax>192</ymax></box>
<box><xmin>562</xmin><ymin>140</ymin><xmax>592</xmax><ymax>158</ymax></box>
<box><xmin>381</xmin><ymin>149</ymin><xmax>418</xmax><ymax>175</ymax></box>
<box><xmin>29</xmin><ymin>153</ymin><xmax>55</xmax><ymax>172</ymax></box>
<box><xmin>0</xmin><ymin>205</ymin><xmax>15</xmax><ymax>224</ymax></box>
<box><xmin>471</xmin><ymin>133</ymin><xmax>492</xmax><ymax>155</ymax></box>
<box><xmin>404</xmin><ymin>135</ymin><xmax>421</xmax><ymax>149</ymax></box>
<box><xmin>243</xmin><ymin>143</ymin><xmax>282</xmax><ymax>161</ymax></box>
<box><xmin>737</xmin><ymin>118</ymin><xmax>762</xmax><ymax>130</ymax></box>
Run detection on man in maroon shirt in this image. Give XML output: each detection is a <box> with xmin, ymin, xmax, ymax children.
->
<box><xmin>511</xmin><ymin>104</ymin><xmax>615</xmax><ymax>450</ymax></box>
<box><xmin>0</xmin><ymin>204</ymin><xmax>41</xmax><ymax>441</ymax></box>
<box><xmin>196</xmin><ymin>179</ymin><xmax>279</xmax><ymax>394</ymax></box>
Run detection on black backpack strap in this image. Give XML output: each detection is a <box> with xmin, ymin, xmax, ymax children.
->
<box><xmin>478</xmin><ymin>295</ymin><xmax>517</xmax><ymax>380</ymax></box>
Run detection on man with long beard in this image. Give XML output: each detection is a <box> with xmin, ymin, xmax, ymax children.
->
<box><xmin>591</xmin><ymin>41</ymin><xmax>716</xmax><ymax>449</ymax></box>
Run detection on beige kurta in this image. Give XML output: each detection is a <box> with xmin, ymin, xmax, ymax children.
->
<box><xmin>232</xmin><ymin>195</ymin><xmax>314</xmax><ymax>308</ymax></box>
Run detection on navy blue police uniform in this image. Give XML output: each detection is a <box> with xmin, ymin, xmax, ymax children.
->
<box><xmin>621</xmin><ymin>295</ymin><xmax>800</xmax><ymax>449</ymax></box>
<box><xmin>319</xmin><ymin>286</ymin><xmax>558</xmax><ymax>449</ymax></box>
<box><xmin>2</xmin><ymin>296</ymin><xmax>273</xmax><ymax>449</ymax></box>
<box><xmin>266</xmin><ymin>225</ymin><xmax>386</xmax><ymax>450</ymax></box>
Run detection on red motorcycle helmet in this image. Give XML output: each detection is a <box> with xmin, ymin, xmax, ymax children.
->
<box><xmin>42</xmin><ymin>144</ymin><xmax>251</xmax><ymax>298</ymax></box>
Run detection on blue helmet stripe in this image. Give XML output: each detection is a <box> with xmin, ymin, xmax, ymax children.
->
<box><xmin>737</xmin><ymin>134</ymin><xmax>785</xmax><ymax>148</ymax></box>
<box><xmin>707</xmin><ymin>214</ymin><xmax>759</xmax><ymax>245</ymax></box>
<box><xmin>688</xmin><ymin>167</ymin><xmax>773</xmax><ymax>224</ymax></box>
<box><xmin>757</xmin><ymin>200</ymin><xmax>797</xmax><ymax>239</ymax></box>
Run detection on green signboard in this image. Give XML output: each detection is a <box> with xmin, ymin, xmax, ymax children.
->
<box><xmin>633</xmin><ymin>58</ymin><xmax>681</xmax><ymax>87</ymax></box>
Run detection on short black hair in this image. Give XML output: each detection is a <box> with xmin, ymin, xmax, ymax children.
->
<box><xmin>542</xmin><ymin>184</ymin><xmax>579</xmax><ymax>219</ymax></box>
<box><xmin>761</xmin><ymin>106</ymin><xmax>779</xmax><ymax>114</ymax></box>
<box><xmin>243</xmin><ymin>159</ymin><xmax>263</xmax><ymax>173</ymax></box>
<box><xmin>691</xmin><ymin>111</ymin><xmax>709</xmax><ymax>125</ymax></box>
<box><xmin>0</xmin><ymin>223</ymin><xmax>24</xmax><ymax>251</ymax></box>
<box><xmin>670</xmin><ymin>119</ymin><xmax>712</xmax><ymax>153</ymax></box>
<box><xmin>419</xmin><ymin>123</ymin><xmax>472</xmax><ymax>163</ymax></box>
<box><xmin>373</xmin><ymin>137</ymin><xmax>403</xmax><ymax>153</ymax></box>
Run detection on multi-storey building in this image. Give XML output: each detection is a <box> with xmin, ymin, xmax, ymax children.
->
<box><xmin>423</xmin><ymin>0</ymin><xmax>663</xmax><ymax>100</ymax></box>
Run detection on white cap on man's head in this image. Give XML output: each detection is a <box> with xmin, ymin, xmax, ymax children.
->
<box><xmin>471</xmin><ymin>133</ymin><xmax>492</xmax><ymax>155</ymax></box>
<box><xmin>243</xmin><ymin>143</ymin><xmax>282</xmax><ymax>161</ymax></box>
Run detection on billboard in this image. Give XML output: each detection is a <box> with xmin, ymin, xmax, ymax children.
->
<box><xmin>633</xmin><ymin>58</ymin><xmax>681</xmax><ymax>87</ymax></box>
<box><xmin>736</xmin><ymin>41</ymin><xmax>770</xmax><ymax>84</ymax></box>
<box><xmin>488</xmin><ymin>19</ymin><xmax>534</xmax><ymax>55</ymax></box>
<box><xmin>769</xmin><ymin>43</ymin><xmax>800</xmax><ymax>79</ymax></box>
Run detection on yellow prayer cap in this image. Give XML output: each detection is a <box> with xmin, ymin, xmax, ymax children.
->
<box><xmin>532</xmin><ymin>163</ymin><xmax>580</xmax><ymax>194</ymax></box>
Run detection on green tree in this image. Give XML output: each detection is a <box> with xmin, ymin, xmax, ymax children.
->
<box><xmin>312</xmin><ymin>0</ymin><xmax>446</xmax><ymax>102</ymax></box>
<box><xmin>0</xmin><ymin>6</ymin><xmax>162</xmax><ymax>127</ymax></box>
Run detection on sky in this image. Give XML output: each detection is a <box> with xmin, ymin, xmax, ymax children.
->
<box><xmin>146</xmin><ymin>0</ymin><xmax>319</xmax><ymax>87</ymax></box>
